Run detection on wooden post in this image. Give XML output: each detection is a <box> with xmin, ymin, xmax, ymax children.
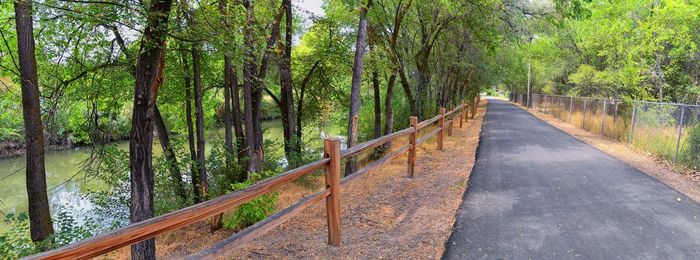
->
<box><xmin>408</xmin><ymin>116</ymin><xmax>418</xmax><ymax>178</ymax></box>
<box><xmin>438</xmin><ymin>107</ymin><xmax>445</xmax><ymax>150</ymax></box>
<box><xmin>471</xmin><ymin>96</ymin><xmax>478</xmax><ymax>119</ymax></box>
<box><xmin>447</xmin><ymin>105</ymin><xmax>453</xmax><ymax>136</ymax></box>
<box><xmin>323</xmin><ymin>138</ymin><xmax>341</xmax><ymax>246</ymax></box>
<box><xmin>463</xmin><ymin>101</ymin><xmax>469</xmax><ymax>122</ymax></box>
<box><xmin>459</xmin><ymin>101</ymin><xmax>464</xmax><ymax>128</ymax></box>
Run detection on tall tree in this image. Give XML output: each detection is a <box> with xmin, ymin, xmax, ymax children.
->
<box><xmin>14</xmin><ymin>0</ymin><xmax>54</xmax><ymax>247</ymax></box>
<box><xmin>128</xmin><ymin>0</ymin><xmax>174</xmax><ymax>258</ymax></box>
<box><xmin>345</xmin><ymin>0</ymin><xmax>372</xmax><ymax>175</ymax></box>
<box><xmin>242</xmin><ymin>0</ymin><xmax>260</xmax><ymax>174</ymax></box>
<box><xmin>278</xmin><ymin>0</ymin><xmax>297</xmax><ymax>167</ymax></box>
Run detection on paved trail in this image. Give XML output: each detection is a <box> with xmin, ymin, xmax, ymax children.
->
<box><xmin>443</xmin><ymin>99</ymin><xmax>700</xmax><ymax>259</ymax></box>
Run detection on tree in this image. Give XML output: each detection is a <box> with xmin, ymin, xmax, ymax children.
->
<box><xmin>14</xmin><ymin>0</ymin><xmax>54</xmax><ymax>247</ymax></box>
<box><xmin>345</xmin><ymin>0</ymin><xmax>372</xmax><ymax>175</ymax></box>
<box><xmin>128</xmin><ymin>0</ymin><xmax>174</xmax><ymax>258</ymax></box>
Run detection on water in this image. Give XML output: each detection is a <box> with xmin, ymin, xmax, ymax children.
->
<box><xmin>0</xmin><ymin>120</ymin><xmax>344</xmax><ymax>232</ymax></box>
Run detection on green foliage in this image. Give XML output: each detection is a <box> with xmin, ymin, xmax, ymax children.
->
<box><xmin>223</xmin><ymin>172</ymin><xmax>278</xmax><ymax>230</ymax></box>
<box><xmin>0</xmin><ymin>211</ymin><xmax>98</xmax><ymax>259</ymax></box>
<box><xmin>683</xmin><ymin>123</ymin><xmax>700</xmax><ymax>169</ymax></box>
<box><xmin>0</xmin><ymin>213</ymin><xmax>35</xmax><ymax>259</ymax></box>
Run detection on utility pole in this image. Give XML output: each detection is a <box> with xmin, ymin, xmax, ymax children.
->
<box><xmin>526</xmin><ymin>36</ymin><xmax>533</xmax><ymax>110</ymax></box>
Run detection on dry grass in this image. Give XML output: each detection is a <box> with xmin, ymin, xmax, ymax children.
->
<box><xmin>99</xmin><ymin>101</ymin><xmax>488</xmax><ymax>259</ymax></box>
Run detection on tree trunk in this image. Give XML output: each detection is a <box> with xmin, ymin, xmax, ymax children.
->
<box><xmin>295</xmin><ymin>61</ymin><xmax>320</xmax><ymax>154</ymax></box>
<box><xmin>14</xmin><ymin>0</ymin><xmax>55</xmax><ymax>246</ymax></box>
<box><xmin>153</xmin><ymin>106</ymin><xmax>188</xmax><ymax>202</ymax></box>
<box><xmin>345</xmin><ymin>0</ymin><xmax>371</xmax><ymax>176</ymax></box>
<box><xmin>369</xmin><ymin>27</ymin><xmax>381</xmax><ymax>139</ymax></box>
<box><xmin>278</xmin><ymin>0</ymin><xmax>297</xmax><ymax>167</ymax></box>
<box><xmin>176</xmin><ymin>18</ymin><xmax>199</xmax><ymax>205</ymax></box>
<box><xmin>384</xmin><ymin>73</ymin><xmax>396</xmax><ymax>136</ymax></box>
<box><xmin>230</xmin><ymin>67</ymin><xmax>246</xmax><ymax>181</ymax></box>
<box><xmin>129</xmin><ymin>0</ymin><xmax>174</xmax><ymax>258</ymax></box>
<box><xmin>223</xmin><ymin>56</ymin><xmax>234</xmax><ymax>167</ymax></box>
<box><xmin>243</xmin><ymin>0</ymin><xmax>260</xmax><ymax>174</ymax></box>
<box><xmin>192</xmin><ymin>43</ymin><xmax>207</xmax><ymax>203</ymax></box>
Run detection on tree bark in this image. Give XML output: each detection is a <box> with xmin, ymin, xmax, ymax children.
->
<box><xmin>219</xmin><ymin>0</ymin><xmax>235</xmax><ymax>179</ymax></box>
<box><xmin>345</xmin><ymin>0</ymin><xmax>372</xmax><ymax>175</ymax></box>
<box><xmin>129</xmin><ymin>0</ymin><xmax>174</xmax><ymax>258</ymax></box>
<box><xmin>192</xmin><ymin>42</ymin><xmax>207</xmax><ymax>203</ymax></box>
<box><xmin>230</xmin><ymin>66</ymin><xmax>246</xmax><ymax>180</ymax></box>
<box><xmin>295</xmin><ymin>61</ymin><xmax>320</xmax><ymax>153</ymax></box>
<box><xmin>14</xmin><ymin>0</ymin><xmax>55</xmax><ymax>246</ymax></box>
<box><xmin>153</xmin><ymin>106</ymin><xmax>188</xmax><ymax>202</ymax></box>
<box><xmin>243</xmin><ymin>0</ymin><xmax>260</xmax><ymax>174</ymax></box>
<box><xmin>369</xmin><ymin>27</ymin><xmax>381</xmax><ymax>139</ymax></box>
<box><xmin>176</xmin><ymin>10</ymin><xmax>199</xmax><ymax>206</ymax></box>
<box><xmin>278</xmin><ymin>0</ymin><xmax>297</xmax><ymax>167</ymax></box>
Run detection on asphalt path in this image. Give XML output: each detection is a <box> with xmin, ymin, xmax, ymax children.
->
<box><xmin>443</xmin><ymin>98</ymin><xmax>700</xmax><ymax>259</ymax></box>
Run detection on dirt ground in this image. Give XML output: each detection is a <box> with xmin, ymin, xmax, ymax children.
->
<box><xmin>516</xmin><ymin>102</ymin><xmax>700</xmax><ymax>203</ymax></box>
<box><xmin>103</xmin><ymin>100</ymin><xmax>487</xmax><ymax>259</ymax></box>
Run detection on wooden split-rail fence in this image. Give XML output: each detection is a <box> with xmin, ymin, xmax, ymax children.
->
<box><xmin>29</xmin><ymin>97</ymin><xmax>481</xmax><ymax>260</ymax></box>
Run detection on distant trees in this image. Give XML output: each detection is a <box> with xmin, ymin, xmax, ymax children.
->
<box><xmin>506</xmin><ymin>0</ymin><xmax>700</xmax><ymax>103</ymax></box>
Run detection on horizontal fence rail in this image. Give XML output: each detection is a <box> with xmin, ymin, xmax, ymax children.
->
<box><xmin>29</xmin><ymin>99</ymin><xmax>479</xmax><ymax>260</ymax></box>
<box><xmin>510</xmin><ymin>93</ymin><xmax>700</xmax><ymax>169</ymax></box>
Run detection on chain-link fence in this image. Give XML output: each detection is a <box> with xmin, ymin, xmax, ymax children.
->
<box><xmin>508</xmin><ymin>93</ymin><xmax>700</xmax><ymax>170</ymax></box>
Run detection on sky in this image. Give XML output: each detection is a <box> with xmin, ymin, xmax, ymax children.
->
<box><xmin>297</xmin><ymin>0</ymin><xmax>326</xmax><ymax>17</ymax></box>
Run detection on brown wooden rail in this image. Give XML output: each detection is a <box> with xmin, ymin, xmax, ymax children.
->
<box><xmin>29</xmin><ymin>99</ymin><xmax>478</xmax><ymax>260</ymax></box>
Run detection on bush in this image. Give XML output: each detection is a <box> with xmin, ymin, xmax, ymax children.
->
<box><xmin>684</xmin><ymin>122</ymin><xmax>700</xmax><ymax>169</ymax></box>
<box><xmin>223</xmin><ymin>172</ymin><xmax>278</xmax><ymax>230</ymax></box>
<box><xmin>0</xmin><ymin>211</ymin><xmax>98</xmax><ymax>259</ymax></box>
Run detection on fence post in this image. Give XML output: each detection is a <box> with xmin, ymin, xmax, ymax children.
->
<box><xmin>674</xmin><ymin>106</ymin><xmax>686</xmax><ymax>163</ymax></box>
<box><xmin>438</xmin><ymin>107</ymin><xmax>445</xmax><ymax>150</ymax></box>
<box><xmin>471</xmin><ymin>96</ymin><xmax>478</xmax><ymax>119</ymax></box>
<box><xmin>569</xmin><ymin>97</ymin><xmax>573</xmax><ymax>122</ymax></box>
<box><xmin>628</xmin><ymin>102</ymin><xmax>637</xmax><ymax>144</ymax></box>
<box><xmin>448</xmin><ymin>105</ymin><xmax>454</xmax><ymax>136</ymax></box>
<box><xmin>601</xmin><ymin>100</ymin><xmax>607</xmax><ymax>134</ymax></box>
<box><xmin>323</xmin><ymin>138</ymin><xmax>341</xmax><ymax>246</ymax></box>
<box><xmin>408</xmin><ymin>116</ymin><xmax>418</xmax><ymax>177</ymax></box>
<box><xmin>459</xmin><ymin>101</ymin><xmax>464</xmax><ymax>128</ymax></box>
<box><xmin>464</xmin><ymin>100</ymin><xmax>469</xmax><ymax>121</ymax></box>
<box><xmin>582</xmin><ymin>99</ymin><xmax>588</xmax><ymax>129</ymax></box>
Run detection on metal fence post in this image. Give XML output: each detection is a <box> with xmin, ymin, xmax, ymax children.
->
<box><xmin>323</xmin><ymin>138</ymin><xmax>341</xmax><ymax>246</ymax></box>
<box><xmin>628</xmin><ymin>102</ymin><xmax>637</xmax><ymax>144</ymax></box>
<box><xmin>582</xmin><ymin>99</ymin><xmax>588</xmax><ymax>129</ymax></box>
<box><xmin>674</xmin><ymin>106</ymin><xmax>686</xmax><ymax>163</ymax></box>
<box><xmin>569</xmin><ymin>97</ymin><xmax>573</xmax><ymax>123</ymax></box>
<box><xmin>601</xmin><ymin>100</ymin><xmax>607</xmax><ymax>135</ymax></box>
<box><xmin>559</xmin><ymin>96</ymin><xmax>563</xmax><ymax>119</ymax></box>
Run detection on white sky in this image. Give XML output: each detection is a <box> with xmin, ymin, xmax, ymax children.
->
<box><xmin>296</xmin><ymin>0</ymin><xmax>325</xmax><ymax>17</ymax></box>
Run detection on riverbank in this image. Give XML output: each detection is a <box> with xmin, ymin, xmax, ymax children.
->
<box><xmin>0</xmin><ymin>141</ymin><xmax>75</xmax><ymax>159</ymax></box>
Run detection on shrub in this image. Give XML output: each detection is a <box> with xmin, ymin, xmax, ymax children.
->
<box><xmin>684</xmin><ymin>122</ymin><xmax>700</xmax><ymax>169</ymax></box>
<box><xmin>223</xmin><ymin>172</ymin><xmax>278</xmax><ymax>230</ymax></box>
<box><xmin>0</xmin><ymin>211</ymin><xmax>98</xmax><ymax>259</ymax></box>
